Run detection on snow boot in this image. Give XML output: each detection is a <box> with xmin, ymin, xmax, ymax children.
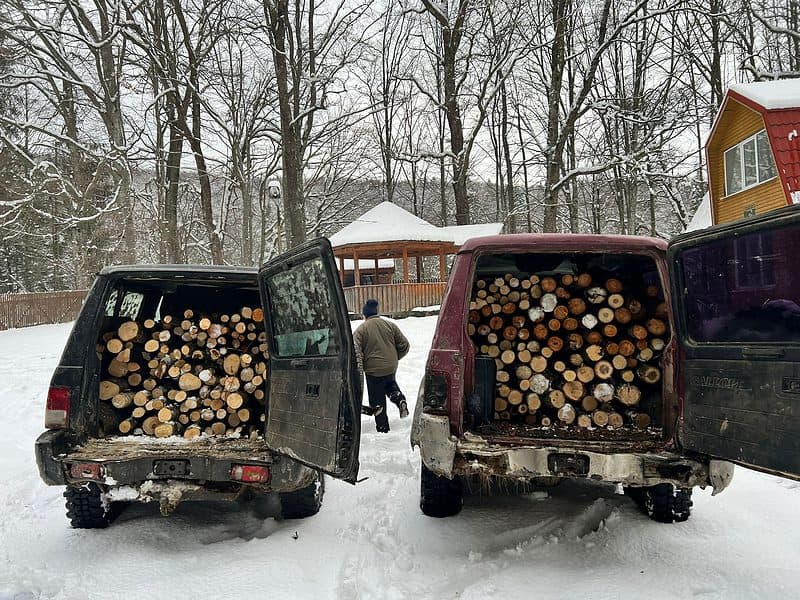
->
<box><xmin>361</xmin><ymin>404</ymin><xmax>383</xmax><ymax>417</ymax></box>
<box><xmin>390</xmin><ymin>391</ymin><xmax>409</xmax><ymax>418</ymax></box>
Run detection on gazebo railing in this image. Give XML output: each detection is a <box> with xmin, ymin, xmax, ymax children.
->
<box><xmin>343</xmin><ymin>282</ymin><xmax>446</xmax><ymax>316</ymax></box>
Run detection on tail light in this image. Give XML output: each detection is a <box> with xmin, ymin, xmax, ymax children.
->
<box><xmin>45</xmin><ymin>386</ymin><xmax>70</xmax><ymax>429</ymax></box>
<box><xmin>423</xmin><ymin>372</ymin><xmax>449</xmax><ymax>414</ymax></box>
<box><xmin>231</xmin><ymin>464</ymin><xmax>270</xmax><ymax>483</ymax></box>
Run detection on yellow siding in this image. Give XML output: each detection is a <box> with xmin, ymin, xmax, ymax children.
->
<box><xmin>707</xmin><ymin>98</ymin><xmax>789</xmax><ymax>224</ymax></box>
<box><xmin>714</xmin><ymin>178</ymin><xmax>786</xmax><ymax>223</ymax></box>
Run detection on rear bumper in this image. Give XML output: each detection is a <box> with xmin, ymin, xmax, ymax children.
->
<box><xmin>36</xmin><ymin>430</ymin><xmax>71</xmax><ymax>485</ymax></box>
<box><xmin>413</xmin><ymin>414</ymin><xmax>734</xmax><ymax>494</ymax></box>
<box><xmin>35</xmin><ymin>430</ymin><xmax>317</xmax><ymax>493</ymax></box>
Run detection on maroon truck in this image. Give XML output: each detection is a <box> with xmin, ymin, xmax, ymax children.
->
<box><xmin>412</xmin><ymin>205</ymin><xmax>800</xmax><ymax>522</ymax></box>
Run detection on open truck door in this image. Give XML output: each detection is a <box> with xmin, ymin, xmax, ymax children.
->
<box><xmin>258</xmin><ymin>238</ymin><xmax>361</xmax><ymax>483</ymax></box>
<box><xmin>668</xmin><ymin>205</ymin><xmax>800</xmax><ymax>480</ymax></box>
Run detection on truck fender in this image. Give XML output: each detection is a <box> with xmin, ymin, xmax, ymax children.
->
<box><xmin>411</xmin><ymin>411</ymin><xmax>457</xmax><ymax>479</ymax></box>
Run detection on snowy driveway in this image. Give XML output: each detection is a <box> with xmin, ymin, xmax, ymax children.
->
<box><xmin>1</xmin><ymin>318</ymin><xmax>798</xmax><ymax>599</ymax></box>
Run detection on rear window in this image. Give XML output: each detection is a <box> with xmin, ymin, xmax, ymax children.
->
<box><xmin>266</xmin><ymin>257</ymin><xmax>338</xmax><ymax>358</ymax></box>
<box><xmin>679</xmin><ymin>224</ymin><xmax>800</xmax><ymax>343</ymax></box>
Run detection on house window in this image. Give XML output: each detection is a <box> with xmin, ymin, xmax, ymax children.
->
<box><xmin>724</xmin><ymin>130</ymin><xmax>777</xmax><ymax>196</ymax></box>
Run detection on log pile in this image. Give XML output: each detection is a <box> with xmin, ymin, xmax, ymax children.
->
<box><xmin>97</xmin><ymin>307</ymin><xmax>268</xmax><ymax>439</ymax></box>
<box><xmin>468</xmin><ymin>271</ymin><xmax>667</xmax><ymax>432</ymax></box>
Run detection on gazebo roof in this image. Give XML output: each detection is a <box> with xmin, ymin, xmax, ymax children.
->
<box><xmin>442</xmin><ymin>223</ymin><xmax>504</xmax><ymax>244</ymax></box>
<box><xmin>329</xmin><ymin>202</ymin><xmax>452</xmax><ymax>246</ymax></box>
<box><xmin>329</xmin><ymin>202</ymin><xmax>504</xmax><ymax>258</ymax></box>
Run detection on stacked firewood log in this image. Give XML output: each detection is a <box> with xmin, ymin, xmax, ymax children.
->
<box><xmin>98</xmin><ymin>307</ymin><xmax>268</xmax><ymax>439</ymax></box>
<box><xmin>468</xmin><ymin>272</ymin><xmax>667</xmax><ymax>431</ymax></box>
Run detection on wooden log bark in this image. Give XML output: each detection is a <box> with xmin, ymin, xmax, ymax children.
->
<box><xmin>557</xmin><ymin>403</ymin><xmax>576</xmax><ymax>424</ymax></box>
<box><xmin>637</xmin><ymin>364</ymin><xmax>661</xmax><ymax>384</ymax></box>
<box><xmin>562</xmin><ymin>380</ymin><xmax>585</xmax><ymax>402</ymax></box>
<box><xmin>593</xmin><ymin>383</ymin><xmax>615</xmax><ymax>403</ymax></box>
<box><xmin>99</xmin><ymin>380</ymin><xmax>121</xmax><ymax>401</ymax></box>
<box><xmin>617</xmin><ymin>383</ymin><xmax>642</xmax><ymax>406</ymax></box>
<box><xmin>627</xmin><ymin>411</ymin><xmax>651</xmax><ymax>429</ymax></box>
<box><xmin>545</xmin><ymin>389</ymin><xmax>566</xmax><ymax>409</ymax></box>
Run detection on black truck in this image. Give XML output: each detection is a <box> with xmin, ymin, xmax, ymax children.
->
<box><xmin>35</xmin><ymin>239</ymin><xmax>363</xmax><ymax>528</ymax></box>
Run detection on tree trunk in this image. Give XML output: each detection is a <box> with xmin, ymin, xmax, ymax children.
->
<box><xmin>542</xmin><ymin>0</ymin><xmax>569</xmax><ymax>232</ymax></box>
<box><xmin>501</xmin><ymin>77</ymin><xmax>516</xmax><ymax>233</ymax></box>
<box><xmin>265</xmin><ymin>0</ymin><xmax>308</xmax><ymax>248</ymax></box>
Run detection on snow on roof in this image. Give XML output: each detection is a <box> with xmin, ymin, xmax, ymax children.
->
<box><xmin>329</xmin><ymin>202</ymin><xmax>448</xmax><ymax>246</ymax></box>
<box><xmin>329</xmin><ymin>201</ymin><xmax>504</xmax><ymax>247</ymax></box>
<box><xmin>685</xmin><ymin>194</ymin><xmax>712</xmax><ymax>232</ymax></box>
<box><xmin>729</xmin><ymin>79</ymin><xmax>800</xmax><ymax>110</ymax></box>
<box><xmin>441</xmin><ymin>223</ymin><xmax>504</xmax><ymax>244</ymax></box>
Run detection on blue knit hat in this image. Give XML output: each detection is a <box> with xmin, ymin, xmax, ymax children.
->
<box><xmin>363</xmin><ymin>299</ymin><xmax>379</xmax><ymax>317</ymax></box>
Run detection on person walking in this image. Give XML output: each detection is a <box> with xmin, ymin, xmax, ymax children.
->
<box><xmin>354</xmin><ymin>299</ymin><xmax>410</xmax><ymax>433</ymax></box>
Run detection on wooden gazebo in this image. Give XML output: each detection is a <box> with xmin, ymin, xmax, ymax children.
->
<box><xmin>329</xmin><ymin>202</ymin><xmax>503</xmax><ymax>315</ymax></box>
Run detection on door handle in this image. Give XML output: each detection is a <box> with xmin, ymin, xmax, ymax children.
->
<box><xmin>290</xmin><ymin>358</ymin><xmax>310</xmax><ymax>368</ymax></box>
<box><xmin>741</xmin><ymin>347</ymin><xmax>784</xmax><ymax>359</ymax></box>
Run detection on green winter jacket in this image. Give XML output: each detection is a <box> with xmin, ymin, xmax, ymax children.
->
<box><xmin>353</xmin><ymin>315</ymin><xmax>410</xmax><ymax>377</ymax></box>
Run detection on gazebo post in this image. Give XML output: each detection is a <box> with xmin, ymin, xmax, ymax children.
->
<box><xmin>353</xmin><ymin>250</ymin><xmax>360</xmax><ymax>286</ymax></box>
<box><xmin>439</xmin><ymin>249</ymin><xmax>446</xmax><ymax>281</ymax></box>
<box><xmin>338</xmin><ymin>256</ymin><xmax>345</xmax><ymax>285</ymax></box>
<box><xmin>402</xmin><ymin>247</ymin><xmax>409</xmax><ymax>283</ymax></box>
<box><xmin>374</xmin><ymin>258</ymin><xmax>379</xmax><ymax>284</ymax></box>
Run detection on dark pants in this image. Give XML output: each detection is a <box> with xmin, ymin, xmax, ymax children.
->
<box><xmin>365</xmin><ymin>373</ymin><xmax>405</xmax><ymax>431</ymax></box>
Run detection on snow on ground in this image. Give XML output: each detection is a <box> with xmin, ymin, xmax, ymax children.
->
<box><xmin>1</xmin><ymin>318</ymin><xmax>799</xmax><ymax>599</ymax></box>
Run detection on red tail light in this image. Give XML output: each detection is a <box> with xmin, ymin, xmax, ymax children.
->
<box><xmin>45</xmin><ymin>386</ymin><xmax>70</xmax><ymax>429</ymax></box>
<box><xmin>231</xmin><ymin>464</ymin><xmax>270</xmax><ymax>483</ymax></box>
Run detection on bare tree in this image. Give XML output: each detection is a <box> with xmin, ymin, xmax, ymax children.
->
<box><xmin>0</xmin><ymin>0</ymin><xmax>135</xmax><ymax>285</ymax></box>
<box><xmin>731</xmin><ymin>1</ymin><xmax>800</xmax><ymax>80</ymax></box>
<box><xmin>262</xmin><ymin>0</ymin><xmax>374</xmax><ymax>248</ymax></box>
<box><xmin>414</xmin><ymin>0</ymin><xmax>539</xmax><ymax>225</ymax></box>
<box><xmin>203</xmin><ymin>7</ymin><xmax>281</xmax><ymax>265</ymax></box>
<box><xmin>356</xmin><ymin>1</ymin><xmax>415</xmax><ymax>204</ymax></box>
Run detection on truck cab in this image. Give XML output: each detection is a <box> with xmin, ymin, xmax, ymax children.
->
<box><xmin>412</xmin><ymin>205</ymin><xmax>800</xmax><ymax>522</ymax></box>
<box><xmin>36</xmin><ymin>239</ymin><xmax>362</xmax><ymax>527</ymax></box>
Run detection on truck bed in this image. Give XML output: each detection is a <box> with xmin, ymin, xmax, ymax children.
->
<box><xmin>476</xmin><ymin>422</ymin><xmax>663</xmax><ymax>443</ymax></box>
<box><xmin>64</xmin><ymin>436</ymin><xmax>273</xmax><ymax>464</ymax></box>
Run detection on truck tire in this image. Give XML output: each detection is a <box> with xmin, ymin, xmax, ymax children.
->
<box><xmin>420</xmin><ymin>463</ymin><xmax>463</xmax><ymax>518</ymax></box>
<box><xmin>279</xmin><ymin>473</ymin><xmax>325</xmax><ymax>519</ymax></box>
<box><xmin>626</xmin><ymin>483</ymin><xmax>693</xmax><ymax>523</ymax></box>
<box><xmin>64</xmin><ymin>483</ymin><xmax>121</xmax><ymax>529</ymax></box>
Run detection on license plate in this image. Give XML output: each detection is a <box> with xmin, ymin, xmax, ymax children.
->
<box><xmin>153</xmin><ymin>460</ymin><xmax>189</xmax><ymax>477</ymax></box>
<box><xmin>547</xmin><ymin>453</ymin><xmax>590</xmax><ymax>477</ymax></box>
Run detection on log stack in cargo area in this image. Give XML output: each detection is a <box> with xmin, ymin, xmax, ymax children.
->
<box><xmin>98</xmin><ymin>307</ymin><xmax>268</xmax><ymax>439</ymax></box>
<box><xmin>468</xmin><ymin>271</ymin><xmax>667</xmax><ymax>432</ymax></box>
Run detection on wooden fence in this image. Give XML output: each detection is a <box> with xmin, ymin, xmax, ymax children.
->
<box><xmin>343</xmin><ymin>282</ymin><xmax>446</xmax><ymax>316</ymax></box>
<box><xmin>0</xmin><ymin>290</ymin><xmax>88</xmax><ymax>331</ymax></box>
<box><xmin>0</xmin><ymin>282</ymin><xmax>441</xmax><ymax>330</ymax></box>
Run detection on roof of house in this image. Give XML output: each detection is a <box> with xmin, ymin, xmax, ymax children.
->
<box><xmin>729</xmin><ymin>79</ymin><xmax>800</xmax><ymax>111</ymax></box>
<box><xmin>329</xmin><ymin>201</ymin><xmax>503</xmax><ymax>248</ymax></box>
